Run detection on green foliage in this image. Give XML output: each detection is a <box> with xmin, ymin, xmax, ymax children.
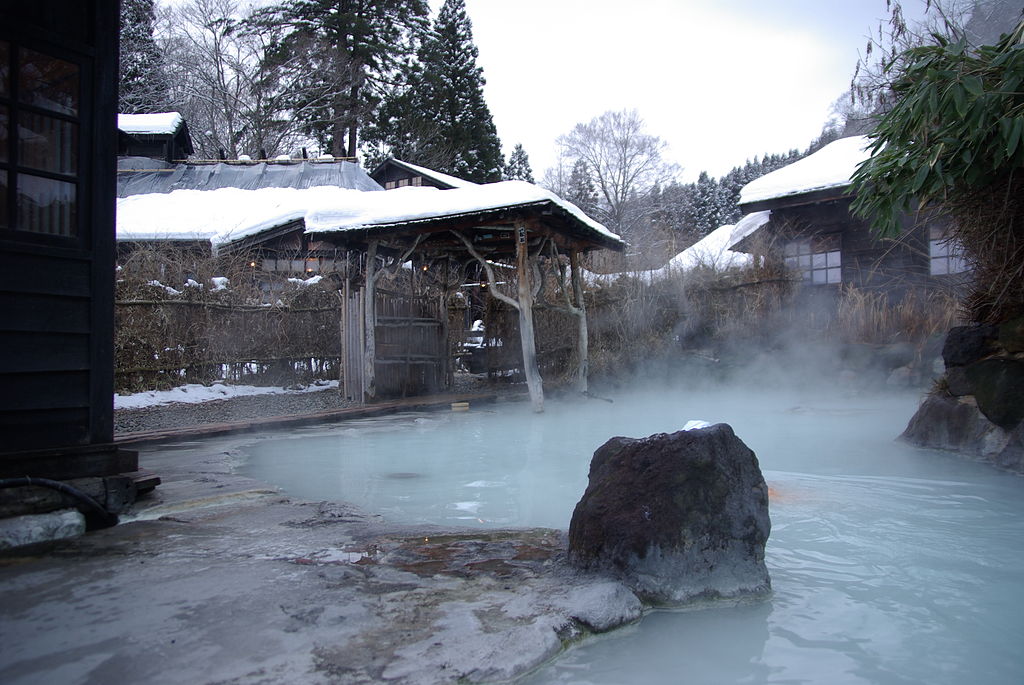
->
<box><xmin>851</xmin><ymin>20</ymin><xmax>1024</xmax><ymax>237</ymax></box>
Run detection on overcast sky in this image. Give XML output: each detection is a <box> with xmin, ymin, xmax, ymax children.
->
<box><xmin>443</xmin><ymin>0</ymin><xmax>928</xmax><ymax>182</ymax></box>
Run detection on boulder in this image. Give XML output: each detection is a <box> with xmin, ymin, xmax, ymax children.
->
<box><xmin>965</xmin><ymin>358</ymin><xmax>1024</xmax><ymax>429</ymax></box>
<box><xmin>945</xmin><ymin>366</ymin><xmax>974</xmax><ymax>396</ymax></box>
<box><xmin>998</xmin><ymin>315</ymin><xmax>1024</xmax><ymax>353</ymax></box>
<box><xmin>568</xmin><ymin>424</ymin><xmax>771</xmax><ymax>604</ymax></box>
<box><xmin>942</xmin><ymin>325</ymin><xmax>998</xmax><ymax>368</ymax></box>
<box><xmin>901</xmin><ymin>393</ymin><xmax>1024</xmax><ymax>473</ymax></box>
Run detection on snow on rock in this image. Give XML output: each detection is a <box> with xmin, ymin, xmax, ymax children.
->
<box><xmin>117</xmin><ymin>181</ymin><xmax>621</xmax><ymax>247</ymax></box>
<box><xmin>114</xmin><ymin>380</ymin><xmax>339</xmax><ymax>410</ymax></box>
<box><xmin>739</xmin><ymin>135</ymin><xmax>871</xmax><ymax>205</ymax></box>
<box><xmin>210</xmin><ymin>276</ymin><xmax>229</xmax><ymax>291</ymax></box>
<box><xmin>117</xmin><ymin>112</ymin><xmax>184</xmax><ymax>135</ymax></box>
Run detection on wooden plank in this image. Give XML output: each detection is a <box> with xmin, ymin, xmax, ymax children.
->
<box><xmin>0</xmin><ymin>251</ymin><xmax>91</xmax><ymax>297</ymax></box>
<box><xmin>0</xmin><ymin>331</ymin><xmax>90</xmax><ymax>373</ymax></box>
<box><xmin>0</xmin><ymin>407</ymin><xmax>91</xmax><ymax>453</ymax></box>
<box><xmin>0</xmin><ymin>371</ymin><xmax>91</xmax><ymax>411</ymax></box>
<box><xmin>0</xmin><ymin>292</ymin><xmax>91</xmax><ymax>333</ymax></box>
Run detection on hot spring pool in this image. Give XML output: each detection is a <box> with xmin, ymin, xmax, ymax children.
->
<box><xmin>231</xmin><ymin>386</ymin><xmax>1024</xmax><ymax>684</ymax></box>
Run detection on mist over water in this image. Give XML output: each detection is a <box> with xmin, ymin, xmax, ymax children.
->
<box><xmin>234</xmin><ymin>381</ymin><xmax>1024</xmax><ymax>684</ymax></box>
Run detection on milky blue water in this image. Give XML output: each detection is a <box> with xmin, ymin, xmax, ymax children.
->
<box><xmin>234</xmin><ymin>386</ymin><xmax>1024</xmax><ymax>684</ymax></box>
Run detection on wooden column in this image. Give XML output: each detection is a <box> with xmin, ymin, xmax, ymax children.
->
<box><xmin>570</xmin><ymin>248</ymin><xmax>589</xmax><ymax>394</ymax></box>
<box><xmin>516</xmin><ymin>222</ymin><xmax>544</xmax><ymax>412</ymax></box>
<box><xmin>363</xmin><ymin>240</ymin><xmax>378</xmax><ymax>402</ymax></box>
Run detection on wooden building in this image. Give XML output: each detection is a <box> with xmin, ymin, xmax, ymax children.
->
<box><xmin>0</xmin><ymin>0</ymin><xmax>137</xmax><ymax>478</ymax></box>
<box><xmin>735</xmin><ymin>135</ymin><xmax>968</xmax><ymax>294</ymax></box>
<box><xmin>370</xmin><ymin>158</ymin><xmax>478</xmax><ymax>190</ymax></box>
<box><xmin>117</xmin><ymin>112</ymin><xmax>194</xmax><ymax>163</ymax></box>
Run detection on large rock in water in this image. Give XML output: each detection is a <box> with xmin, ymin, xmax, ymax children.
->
<box><xmin>568</xmin><ymin>424</ymin><xmax>771</xmax><ymax>604</ymax></box>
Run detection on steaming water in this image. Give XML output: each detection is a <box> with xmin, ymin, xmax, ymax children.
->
<box><xmin>234</xmin><ymin>386</ymin><xmax>1024</xmax><ymax>684</ymax></box>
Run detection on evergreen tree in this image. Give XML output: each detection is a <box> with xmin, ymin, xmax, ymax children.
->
<box><xmin>372</xmin><ymin>0</ymin><xmax>503</xmax><ymax>182</ymax></box>
<box><xmin>564</xmin><ymin>159</ymin><xmax>598</xmax><ymax>216</ymax></box>
<box><xmin>251</xmin><ymin>0</ymin><xmax>429</xmax><ymax>158</ymax></box>
<box><xmin>503</xmin><ymin>143</ymin><xmax>534</xmax><ymax>182</ymax></box>
<box><xmin>119</xmin><ymin>0</ymin><xmax>169</xmax><ymax>113</ymax></box>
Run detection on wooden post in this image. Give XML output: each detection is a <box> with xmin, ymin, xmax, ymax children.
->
<box><xmin>516</xmin><ymin>222</ymin><xmax>544</xmax><ymax>412</ymax></box>
<box><xmin>363</xmin><ymin>240</ymin><xmax>378</xmax><ymax>402</ymax></box>
<box><xmin>570</xmin><ymin>248</ymin><xmax>589</xmax><ymax>394</ymax></box>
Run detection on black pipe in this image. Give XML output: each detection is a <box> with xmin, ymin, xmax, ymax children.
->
<box><xmin>0</xmin><ymin>477</ymin><xmax>119</xmax><ymax>530</ymax></box>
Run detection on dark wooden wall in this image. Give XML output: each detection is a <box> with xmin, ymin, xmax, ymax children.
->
<box><xmin>0</xmin><ymin>1</ymin><xmax>123</xmax><ymax>472</ymax></box>
<box><xmin>770</xmin><ymin>197</ymin><xmax>932</xmax><ymax>294</ymax></box>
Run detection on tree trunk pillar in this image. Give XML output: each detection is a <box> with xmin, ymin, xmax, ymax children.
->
<box><xmin>516</xmin><ymin>223</ymin><xmax>544</xmax><ymax>412</ymax></box>
<box><xmin>570</xmin><ymin>248</ymin><xmax>589</xmax><ymax>394</ymax></box>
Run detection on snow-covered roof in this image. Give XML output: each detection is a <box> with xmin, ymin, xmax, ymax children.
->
<box><xmin>650</xmin><ymin>211</ymin><xmax>770</xmax><ymax>275</ymax></box>
<box><xmin>739</xmin><ymin>135</ymin><xmax>871</xmax><ymax>206</ymax></box>
<box><xmin>118</xmin><ymin>112</ymin><xmax>185</xmax><ymax>135</ymax></box>
<box><xmin>116</xmin><ymin>181</ymin><xmax>621</xmax><ymax>249</ymax></box>
<box><xmin>378</xmin><ymin>159</ymin><xmax>479</xmax><ymax>189</ymax></box>
<box><xmin>117</xmin><ymin>158</ymin><xmax>383</xmax><ymax>196</ymax></box>
<box><xmin>585</xmin><ymin>211</ymin><xmax>769</xmax><ymax>284</ymax></box>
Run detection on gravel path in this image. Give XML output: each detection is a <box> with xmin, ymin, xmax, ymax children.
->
<box><xmin>114</xmin><ymin>374</ymin><xmax>513</xmax><ymax>435</ymax></box>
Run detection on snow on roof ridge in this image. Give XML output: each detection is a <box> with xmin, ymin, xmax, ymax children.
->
<box><xmin>389</xmin><ymin>159</ymin><xmax>479</xmax><ymax>188</ymax></box>
<box><xmin>116</xmin><ymin>181</ymin><xmax>621</xmax><ymax>248</ymax></box>
<box><xmin>739</xmin><ymin>135</ymin><xmax>871</xmax><ymax>206</ymax></box>
<box><xmin>118</xmin><ymin>112</ymin><xmax>185</xmax><ymax>135</ymax></box>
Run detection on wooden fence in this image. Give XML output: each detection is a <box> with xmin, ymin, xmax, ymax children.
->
<box><xmin>115</xmin><ymin>294</ymin><xmax>342</xmax><ymax>393</ymax></box>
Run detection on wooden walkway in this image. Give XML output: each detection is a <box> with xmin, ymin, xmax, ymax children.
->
<box><xmin>115</xmin><ymin>391</ymin><xmax>524</xmax><ymax>447</ymax></box>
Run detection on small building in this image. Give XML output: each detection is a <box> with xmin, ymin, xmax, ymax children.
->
<box><xmin>117</xmin><ymin>181</ymin><xmax>625</xmax><ymax>408</ymax></box>
<box><xmin>735</xmin><ymin>135</ymin><xmax>968</xmax><ymax>292</ymax></box>
<box><xmin>370</xmin><ymin>158</ymin><xmax>478</xmax><ymax>190</ymax></box>
<box><xmin>118</xmin><ymin>112</ymin><xmax>194</xmax><ymax>164</ymax></box>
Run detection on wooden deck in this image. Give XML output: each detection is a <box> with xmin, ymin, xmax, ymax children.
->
<box><xmin>115</xmin><ymin>390</ymin><xmax>525</xmax><ymax>447</ymax></box>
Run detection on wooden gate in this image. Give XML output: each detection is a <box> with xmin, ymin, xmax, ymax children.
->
<box><xmin>342</xmin><ymin>283</ymin><xmax>447</xmax><ymax>401</ymax></box>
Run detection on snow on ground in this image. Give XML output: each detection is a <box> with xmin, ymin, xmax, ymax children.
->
<box><xmin>117</xmin><ymin>181</ymin><xmax>621</xmax><ymax>247</ymax></box>
<box><xmin>739</xmin><ymin>135</ymin><xmax>871</xmax><ymax>205</ymax></box>
<box><xmin>114</xmin><ymin>380</ymin><xmax>339</xmax><ymax>410</ymax></box>
<box><xmin>117</xmin><ymin>112</ymin><xmax>184</xmax><ymax>135</ymax></box>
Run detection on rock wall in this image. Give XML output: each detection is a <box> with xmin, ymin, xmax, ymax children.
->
<box><xmin>901</xmin><ymin>319</ymin><xmax>1024</xmax><ymax>472</ymax></box>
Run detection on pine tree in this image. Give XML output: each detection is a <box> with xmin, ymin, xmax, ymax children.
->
<box><xmin>252</xmin><ymin>0</ymin><xmax>430</xmax><ymax>158</ymax></box>
<box><xmin>503</xmin><ymin>143</ymin><xmax>534</xmax><ymax>182</ymax></box>
<box><xmin>564</xmin><ymin>159</ymin><xmax>598</xmax><ymax>216</ymax></box>
<box><xmin>373</xmin><ymin>0</ymin><xmax>503</xmax><ymax>183</ymax></box>
<box><xmin>119</xmin><ymin>0</ymin><xmax>170</xmax><ymax>113</ymax></box>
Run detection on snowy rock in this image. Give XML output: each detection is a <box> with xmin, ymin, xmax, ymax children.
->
<box><xmin>568</xmin><ymin>424</ymin><xmax>771</xmax><ymax>604</ymax></box>
<box><xmin>0</xmin><ymin>509</ymin><xmax>86</xmax><ymax>550</ymax></box>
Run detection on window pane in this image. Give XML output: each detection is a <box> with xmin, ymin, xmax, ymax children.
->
<box><xmin>931</xmin><ymin>257</ymin><xmax>949</xmax><ymax>275</ymax></box>
<box><xmin>798</xmin><ymin>254</ymin><xmax>811</xmax><ymax>268</ymax></box>
<box><xmin>0</xmin><ymin>170</ymin><xmax>7</xmax><ymax>229</ymax></box>
<box><xmin>19</xmin><ymin>48</ymin><xmax>78</xmax><ymax>116</ymax></box>
<box><xmin>0</xmin><ymin>40</ymin><xmax>8</xmax><ymax>95</ymax></box>
<box><xmin>783</xmin><ymin>242</ymin><xmax>797</xmax><ymax>256</ymax></box>
<box><xmin>16</xmin><ymin>173</ymin><xmax>76</xmax><ymax>236</ymax></box>
<box><xmin>0</xmin><ymin>104</ymin><xmax>7</xmax><ymax>162</ymax></box>
<box><xmin>827</xmin><ymin>267</ymin><xmax>841</xmax><ymax>283</ymax></box>
<box><xmin>812</xmin><ymin>253</ymin><xmax>826</xmax><ymax>269</ymax></box>
<box><xmin>950</xmin><ymin>255</ymin><xmax>968</xmax><ymax>274</ymax></box>
<box><xmin>827</xmin><ymin>251</ymin><xmax>841</xmax><ymax>267</ymax></box>
<box><xmin>18</xmin><ymin>112</ymin><xmax>77</xmax><ymax>174</ymax></box>
<box><xmin>812</xmin><ymin>268</ymin><xmax>827</xmax><ymax>284</ymax></box>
